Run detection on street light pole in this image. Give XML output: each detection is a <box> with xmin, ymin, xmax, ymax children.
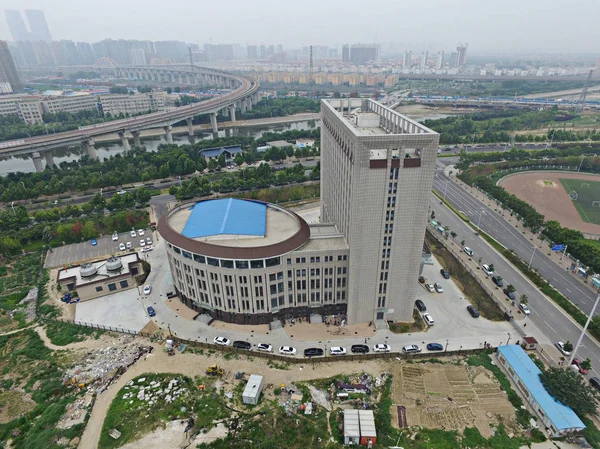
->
<box><xmin>578</xmin><ymin>155</ymin><xmax>586</xmax><ymax>173</ymax></box>
<box><xmin>506</xmin><ymin>332</ymin><xmax>511</xmax><ymax>345</ymax></box>
<box><xmin>445</xmin><ymin>339</ymin><xmax>449</xmax><ymax>352</ymax></box>
<box><xmin>443</xmin><ymin>180</ymin><xmax>449</xmax><ymax>201</ymax></box>
<box><xmin>569</xmin><ymin>291</ymin><xmax>600</xmax><ymax>365</ymax></box>
<box><xmin>477</xmin><ymin>209</ymin><xmax>484</xmax><ymax>229</ymax></box>
<box><xmin>528</xmin><ymin>244</ymin><xmax>537</xmax><ymax>270</ymax></box>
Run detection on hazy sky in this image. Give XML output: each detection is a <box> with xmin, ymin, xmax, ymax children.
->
<box><xmin>1</xmin><ymin>0</ymin><xmax>599</xmax><ymax>54</ymax></box>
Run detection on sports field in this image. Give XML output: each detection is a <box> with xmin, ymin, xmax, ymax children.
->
<box><xmin>558</xmin><ymin>178</ymin><xmax>600</xmax><ymax>225</ymax></box>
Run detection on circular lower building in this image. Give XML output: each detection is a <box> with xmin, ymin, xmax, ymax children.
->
<box><xmin>158</xmin><ymin>198</ymin><xmax>349</xmax><ymax>324</ymax></box>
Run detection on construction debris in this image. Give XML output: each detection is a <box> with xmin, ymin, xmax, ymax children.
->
<box><xmin>63</xmin><ymin>336</ymin><xmax>153</xmax><ymax>393</ymax></box>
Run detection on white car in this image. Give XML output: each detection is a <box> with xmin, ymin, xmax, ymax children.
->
<box><xmin>256</xmin><ymin>343</ymin><xmax>273</xmax><ymax>352</ymax></box>
<box><xmin>279</xmin><ymin>346</ymin><xmax>297</xmax><ymax>355</ymax></box>
<box><xmin>519</xmin><ymin>303</ymin><xmax>531</xmax><ymax>315</ymax></box>
<box><xmin>214</xmin><ymin>336</ymin><xmax>231</xmax><ymax>346</ymax></box>
<box><xmin>481</xmin><ymin>264</ymin><xmax>494</xmax><ymax>276</ymax></box>
<box><xmin>112</xmin><ymin>232</ymin><xmax>118</xmax><ymax>241</ymax></box>
<box><xmin>143</xmin><ymin>285</ymin><xmax>151</xmax><ymax>295</ymax></box>
<box><xmin>402</xmin><ymin>344</ymin><xmax>422</xmax><ymax>354</ymax></box>
<box><xmin>138</xmin><ymin>229</ymin><xmax>145</xmax><ymax>236</ymax></box>
<box><xmin>145</xmin><ymin>236</ymin><xmax>152</xmax><ymax>245</ymax></box>
<box><xmin>141</xmin><ymin>246</ymin><xmax>153</xmax><ymax>252</ymax></box>
<box><xmin>329</xmin><ymin>346</ymin><xmax>347</xmax><ymax>356</ymax></box>
<box><xmin>373</xmin><ymin>344</ymin><xmax>391</xmax><ymax>353</ymax></box>
<box><xmin>425</xmin><ymin>283</ymin><xmax>435</xmax><ymax>293</ymax></box>
<box><xmin>423</xmin><ymin>313</ymin><xmax>435</xmax><ymax>326</ymax></box>
<box><xmin>118</xmin><ymin>243</ymin><xmax>126</xmax><ymax>251</ymax></box>
<box><xmin>139</xmin><ymin>239</ymin><xmax>145</xmax><ymax>247</ymax></box>
<box><xmin>117</xmin><ymin>190</ymin><xmax>127</xmax><ymax>195</ymax></box>
<box><xmin>126</xmin><ymin>242</ymin><xmax>132</xmax><ymax>249</ymax></box>
<box><xmin>555</xmin><ymin>341</ymin><xmax>571</xmax><ymax>356</ymax></box>
<box><xmin>130</xmin><ymin>230</ymin><xmax>137</xmax><ymax>238</ymax></box>
<box><xmin>434</xmin><ymin>282</ymin><xmax>443</xmax><ymax>293</ymax></box>
<box><xmin>463</xmin><ymin>246</ymin><xmax>473</xmax><ymax>257</ymax></box>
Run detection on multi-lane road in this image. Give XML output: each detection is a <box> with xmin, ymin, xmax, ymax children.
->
<box><xmin>431</xmin><ymin>163</ymin><xmax>600</xmax><ymax>375</ymax></box>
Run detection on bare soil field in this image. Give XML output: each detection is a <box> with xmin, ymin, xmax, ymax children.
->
<box><xmin>499</xmin><ymin>171</ymin><xmax>600</xmax><ymax>236</ymax></box>
<box><xmin>390</xmin><ymin>362</ymin><xmax>516</xmax><ymax>438</ymax></box>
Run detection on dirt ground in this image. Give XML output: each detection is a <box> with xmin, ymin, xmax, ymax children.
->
<box><xmin>46</xmin><ymin>268</ymin><xmax>77</xmax><ymax>321</ymax></box>
<box><xmin>499</xmin><ymin>171</ymin><xmax>600</xmax><ymax>236</ymax></box>
<box><xmin>390</xmin><ymin>362</ymin><xmax>516</xmax><ymax>438</ymax></box>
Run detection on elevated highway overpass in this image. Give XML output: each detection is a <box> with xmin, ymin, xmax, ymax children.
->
<box><xmin>0</xmin><ymin>66</ymin><xmax>260</xmax><ymax>171</ymax></box>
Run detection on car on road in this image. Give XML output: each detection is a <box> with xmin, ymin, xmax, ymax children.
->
<box><xmin>481</xmin><ymin>264</ymin><xmax>494</xmax><ymax>276</ymax></box>
<box><xmin>426</xmin><ymin>343</ymin><xmax>444</xmax><ymax>351</ymax></box>
<box><xmin>571</xmin><ymin>358</ymin><xmax>589</xmax><ymax>375</ymax></box>
<box><xmin>145</xmin><ymin>236</ymin><xmax>153</xmax><ymax>245</ymax></box>
<box><xmin>130</xmin><ymin>230</ymin><xmax>137</xmax><ymax>238</ymax></box>
<box><xmin>415</xmin><ymin>300</ymin><xmax>426</xmax><ymax>312</ymax></box>
<box><xmin>138</xmin><ymin>229</ymin><xmax>145</xmax><ymax>236</ymax></box>
<box><xmin>119</xmin><ymin>243</ymin><xmax>126</xmax><ymax>251</ymax></box>
<box><xmin>555</xmin><ymin>341</ymin><xmax>571</xmax><ymax>356</ymax></box>
<box><xmin>402</xmin><ymin>344</ymin><xmax>422</xmax><ymax>354</ymax></box>
<box><xmin>434</xmin><ymin>282</ymin><xmax>443</xmax><ymax>293</ymax></box>
<box><xmin>117</xmin><ymin>190</ymin><xmax>127</xmax><ymax>195</ymax></box>
<box><xmin>351</xmin><ymin>344</ymin><xmax>369</xmax><ymax>354</ymax></box>
<box><xmin>423</xmin><ymin>313</ymin><xmax>435</xmax><ymax>326</ymax></box>
<box><xmin>140</xmin><ymin>239</ymin><xmax>146</xmax><ymax>247</ymax></box>
<box><xmin>519</xmin><ymin>303</ymin><xmax>531</xmax><ymax>315</ymax></box>
<box><xmin>112</xmin><ymin>232</ymin><xmax>118</xmax><ymax>241</ymax></box>
<box><xmin>589</xmin><ymin>377</ymin><xmax>600</xmax><ymax>391</ymax></box>
<box><xmin>214</xmin><ymin>336</ymin><xmax>231</xmax><ymax>346</ymax></box>
<box><xmin>425</xmin><ymin>283</ymin><xmax>435</xmax><ymax>293</ymax></box>
<box><xmin>492</xmin><ymin>276</ymin><xmax>504</xmax><ymax>287</ymax></box>
<box><xmin>503</xmin><ymin>288</ymin><xmax>516</xmax><ymax>301</ymax></box>
<box><xmin>467</xmin><ymin>305</ymin><xmax>480</xmax><ymax>318</ymax></box>
<box><xmin>304</xmin><ymin>347</ymin><xmax>324</xmax><ymax>357</ymax></box>
<box><xmin>373</xmin><ymin>344</ymin><xmax>391</xmax><ymax>353</ymax></box>
<box><xmin>91</xmin><ymin>238</ymin><xmax>97</xmax><ymax>246</ymax></box>
<box><xmin>440</xmin><ymin>269</ymin><xmax>450</xmax><ymax>279</ymax></box>
<box><xmin>463</xmin><ymin>246</ymin><xmax>473</xmax><ymax>257</ymax></box>
<box><xmin>146</xmin><ymin>306</ymin><xmax>156</xmax><ymax>317</ymax></box>
<box><xmin>329</xmin><ymin>346</ymin><xmax>347</xmax><ymax>356</ymax></box>
<box><xmin>126</xmin><ymin>242</ymin><xmax>132</xmax><ymax>249</ymax></box>
<box><xmin>256</xmin><ymin>343</ymin><xmax>273</xmax><ymax>352</ymax></box>
<box><xmin>279</xmin><ymin>346</ymin><xmax>297</xmax><ymax>355</ymax></box>
<box><xmin>143</xmin><ymin>285</ymin><xmax>152</xmax><ymax>295</ymax></box>
<box><xmin>233</xmin><ymin>341</ymin><xmax>251</xmax><ymax>350</ymax></box>
<box><xmin>142</xmin><ymin>246</ymin><xmax>153</xmax><ymax>252</ymax></box>
<box><xmin>418</xmin><ymin>275</ymin><xmax>425</xmax><ymax>284</ymax></box>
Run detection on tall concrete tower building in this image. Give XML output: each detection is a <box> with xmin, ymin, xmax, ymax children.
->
<box><xmin>435</xmin><ymin>51</ymin><xmax>445</xmax><ymax>69</ymax></box>
<box><xmin>5</xmin><ymin>10</ymin><xmax>29</xmax><ymax>42</ymax></box>
<box><xmin>0</xmin><ymin>40</ymin><xmax>23</xmax><ymax>92</ymax></box>
<box><xmin>420</xmin><ymin>51</ymin><xmax>428</xmax><ymax>69</ymax></box>
<box><xmin>456</xmin><ymin>43</ymin><xmax>468</xmax><ymax>67</ymax></box>
<box><xmin>320</xmin><ymin>99</ymin><xmax>439</xmax><ymax>324</ymax></box>
<box><xmin>402</xmin><ymin>51</ymin><xmax>412</xmax><ymax>68</ymax></box>
<box><xmin>25</xmin><ymin>10</ymin><xmax>52</xmax><ymax>42</ymax></box>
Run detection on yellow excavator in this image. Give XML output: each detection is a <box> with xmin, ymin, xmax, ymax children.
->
<box><xmin>205</xmin><ymin>365</ymin><xmax>225</xmax><ymax>377</ymax></box>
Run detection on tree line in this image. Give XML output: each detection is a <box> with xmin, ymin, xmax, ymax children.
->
<box><xmin>237</xmin><ymin>97</ymin><xmax>320</xmax><ymax>121</ymax></box>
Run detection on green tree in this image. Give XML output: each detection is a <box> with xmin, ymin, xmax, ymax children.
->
<box><xmin>460</xmin><ymin>240</ymin><xmax>465</xmax><ymax>247</ymax></box>
<box><xmin>581</xmin><ymin>358</ymin><xmax>592</xmax><ymax>372</ymax></box>
<box><xmin>539</xmin><ymin>367</ymin><xmax>597</xmax><ymax>416</ymax></box>
<box><xmin>450</xmin><ymin>231</ymin><xmax>457</xmax><ymax>240</ymax></box>
<box><xmin>166</xmin><ymin>87</ymin><xmax>172</xmax><ymax>94</ymax></box>
<box><xmin>42</xmin><ymin>226</ymin><xmax>53</xmax><ymax>244</ymax></box>
<box><xmin>134</xmin><ymin>187</ymin><xmax>151</xmax><ymax>205</ymax></box>
<box><xmin>563</xmin><ymin>341</ymin><xmax>574</xmax><ymax>353</ymax></box>
<box><xmin>208</xmin><ymin>158</ymin><xmax>219</xmax><ymax>171</ymax></box>
<box><xmin>217</xmin><ymin>154</ymin><xmax>227</xmax><ymax>168</ymax></box>
<box><xmin>488</xmin><ymin>264</ymin><xmax>495</xmax><ymax>272</ymax></box>
<box><xmin>506</xmin><ymin>284</ymin><xmax>516</xmax><ymax>293</ymax></box>
<box><xmin>430</xmin><ymin>210</ymin><xmax>435</xmax><ymax>220</ymax></box>
<box><xmin>0</xmin><ymin>236</ymin><xmax>21</xmax><ymax>255</ymax></box>
<box><xmin>520</xmin><ymin>294</ymin><xmax>528</xmax><ymax>304</ymax></box>
<box><xmin>82</xmin><ymin>221</ymin><xmax>96</xmax><ymax>239</ymax></box>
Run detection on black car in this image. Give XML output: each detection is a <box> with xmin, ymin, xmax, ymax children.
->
<box><xmin>492</xmin><ymin>276</ymin><xmax>504</xmax><ymax>287</ymax></box>
<box><xmin>440</xmin><ymin>269</ymin><xmax>450</xmax><ymax>279</ymax></box>
<box><xmin>351</xmin><ymin>344</ymin><xmax>369</xmax><ymax>354</ymax></box>
<box><xmin>418</xmin><ymin>275</ymin><xmax>425</xmax><ymax>284</ymax></box>
<box><xmin>467</xmin><ymin>305</ymin><xmax>480</xmax><ymax>318</ymax></box>
<box><xmin>233</xmin><ymin>340</ymin><xmax>251</xmax><ymax>350</ymax></box>
<box><xmin>415</xmin><ymin>299</ymin><xmax>427</xmax><ymax>312</ymax></box>
<box><xmin>304</xmin><ymin>347</ymin><xmax>324</xmax><ymax>357</ymax></box>
<box><xmin>590</xmin><ymin>377</ymin><xmax>600</xmax><ymax>391</ymax></box>
<box><xmin>503</xmin><ymin>288</ymin><xmax>516</xmax><ymax>301</ymax></box>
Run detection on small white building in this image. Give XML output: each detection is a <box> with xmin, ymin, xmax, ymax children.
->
<box><xmin>242</xmin><ymin>374</ymin><xmax>264</xmax><ymax>405</ymax></box>
<box><xmin>344</xmin><ymin>409</ymin><xmax>360</xmax><ymax>445</ymax></box>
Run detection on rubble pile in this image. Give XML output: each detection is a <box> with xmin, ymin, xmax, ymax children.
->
<box><xmin>63</xmin><ymin>337</ymin><xmax>153</xmax><ymax>392</ymax></box>
<box><xmin>17</xmin><ymin>287</ymin><xmax>37</xmax><ymax>322</ymax></box>
<box><xmin>120</xmin><ymin>377</ymin><xmax>190</xmax><ymax>409</ymax></box>
<box><xmin>57</xmin><ymin>393</ymin><xmax>94</xmax><ymax>429</ymax></box>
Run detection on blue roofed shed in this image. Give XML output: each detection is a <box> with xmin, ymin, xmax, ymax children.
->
<box><xmin>199</xmin><ymin>146</ymin><xmax>242</xmax><ymax>159</ymax></box>
<box><xmin>496</xmin><ymin>345</ymin><xmax>585</xmax><ymax>437</ymax></box>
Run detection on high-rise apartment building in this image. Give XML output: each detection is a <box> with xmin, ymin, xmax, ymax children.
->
<box><xmin>76</xmin><ymin>42</ymin><xmax>96</xmax><ymax>65</ymax></box>
<box><xmin>456</xmin><ymin>43</ymin><xmax>468</xmax><ymax>67</ymax></box>
<box><xmin>449</xmin><ymin>52</ymin><xmax>459</xmax><ymax>69</ymax></box>
<box><xmin>5</xmin><ymin>10</ymin><xmax>29</xmax><ymax>41</ymax></box>
<box><xmin>420</xmin><ymin>51</ymin><xmax>428</xmax><ymax>69</ymax></box>
<box><xmin>342</xmin><ymin>44</ymin><xmax>350</xmax><ymax>62</ymax></box>
<box><xmin>25</xmin><ymin>10</ymin><xmax>52</xmax><ymax>42</ymax></box>
<box><xmin>402</xmin><ymin>51</ymin><xmax>412</xmax><ymax>68</ymax></box>
<box><xmin>435</xmin><ymin>51</ymin><xmax>445</xmax><ymax>69</ymax></box>
<box><xmin>130</xmin><ymin>48</ymin><xmax>147</xmax><ymax>65</ymax></box>
<box><xmin>342</xmin><ymin>44</ymin><xmax>380</xmax><ymax>65</ymax></box>
<box><xmin>0</xmin><ymin>40</ymin><xmax>23</xmax><ymax>92</ymax></box>
<box><xmin>247</xmin><ymin>45</ymin><xmax>258</xmax><ymax>59</ymax></box>
<box><xmin>320</xmin><ymin>99</ymin><xmax>438</xmax><ymax>323</ymax></box>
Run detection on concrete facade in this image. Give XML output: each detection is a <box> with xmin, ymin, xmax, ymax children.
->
<box><xmin>99</xmin><ymin>91</ymin><xmax>166</xmax><ymax>116</ymax></box>
<box><xmin>320</xmin><ymin>98</ymin><xmax>438</xmax><ymax>324</ymax></box>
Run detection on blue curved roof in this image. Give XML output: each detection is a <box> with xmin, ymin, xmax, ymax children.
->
<box><xmin>182</xmin><ymin>199</ymin><xmax>267</xmax><ymax>238</ymax></box>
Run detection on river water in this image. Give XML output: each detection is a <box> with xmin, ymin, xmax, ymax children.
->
<box><xmin>0</xmin><ymin>120</ymin><xmax>319</xmax><ymax>176</ymax></box>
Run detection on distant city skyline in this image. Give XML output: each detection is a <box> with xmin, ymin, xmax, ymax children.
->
<box><xmin>1</xmin><ymin>0</ymin><xmax>600</xmax><ymax>54</ymax></box>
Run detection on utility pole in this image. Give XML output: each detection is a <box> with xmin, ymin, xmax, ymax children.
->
<box><xmin>309</xmin><ymin>45</ymin><xmax>314</xmax><ymax>98</ymax></box>
<box><xmin>188</xmin><ymin>46</ymin><xmax>193</xmax><ymax>69</ymax></box>
<box><xmin>569</xmin><ymin>291</ymin><xmax>600</xmax><ymax>365</ymax></box>
<box><xmin>575</xmin><ymin>69</ymin><xmax>594</xmax><ymax>113</ymax></box>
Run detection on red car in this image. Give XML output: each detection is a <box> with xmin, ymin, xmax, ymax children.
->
<box><xmin>572</xmin><ymin>358</ymin><xmax>589</xmax><ymax>375</ymax></box>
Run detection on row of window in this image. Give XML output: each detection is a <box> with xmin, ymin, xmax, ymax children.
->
<box><xmin>95</xmin><ymin>279</ymin><xmax>129</xmax><ymax>292</ymax></box>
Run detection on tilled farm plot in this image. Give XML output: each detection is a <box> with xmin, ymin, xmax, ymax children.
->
<box><xmin>391</xmin><ymin>362</ymin><xmax>516</xmax><ymax>437</ymax></box>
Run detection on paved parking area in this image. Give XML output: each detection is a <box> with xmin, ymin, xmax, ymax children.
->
<box><xmin>75</xmin><ymin>288</ymin><xmax>150</xmax><ymax>332</ymax></box>
<box><xmin>45</xmin><ymin>229</ymin><xmax>150</xmax><ymax>268</ymax></box>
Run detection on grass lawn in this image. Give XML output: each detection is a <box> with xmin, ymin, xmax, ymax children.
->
<box><xmin>559</xmin><ymin>177</ymin><xmax>600</xmax><ymax>225</ymax></box>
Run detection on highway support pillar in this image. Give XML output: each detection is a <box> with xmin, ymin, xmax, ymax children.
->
<box><xmin>229</xmin><ymin>104</ymin><xmax>236</xmax><ymax>122</ymax></box>
<box><xmin>31</xmin><ymin>152</ymin><xmax>44</xmax><ymax>172</ymax></box>
<box><xmin>118</xmin><ymin>131</ymin><xmax>131</xmax><ymax>153</ymax></box>
<box><xmin>131</xmin><ymin>130</ymin><xmax>142</xmax><ymax>147</ymax></box>
<box><xmin>186</xmin><ymin>118</ymin><xmax>194</xmax><ymax>136</ymax></box>
<box><xmin>210</xmin><ymin>112</ymin><xmax>218</xmax><ymax>134</ymax></box>
<box><xmin>44</xmin><ymin>151</ymin><xmax>55</xmax><ymax>168</ymax></box>
<box><xmin>82</xmin><ymin>139</ymin><xmax>97</xmax><ymax>160</ymax></box>
<box><xmin>164</xmin><ymin>126</ymin><xmax>173</xmax><ymax>144</ymax></box>
<box><xmin>225</xmin><ymin>128</ymin><xmax>231</xmax><ymax>138</ymax></box>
